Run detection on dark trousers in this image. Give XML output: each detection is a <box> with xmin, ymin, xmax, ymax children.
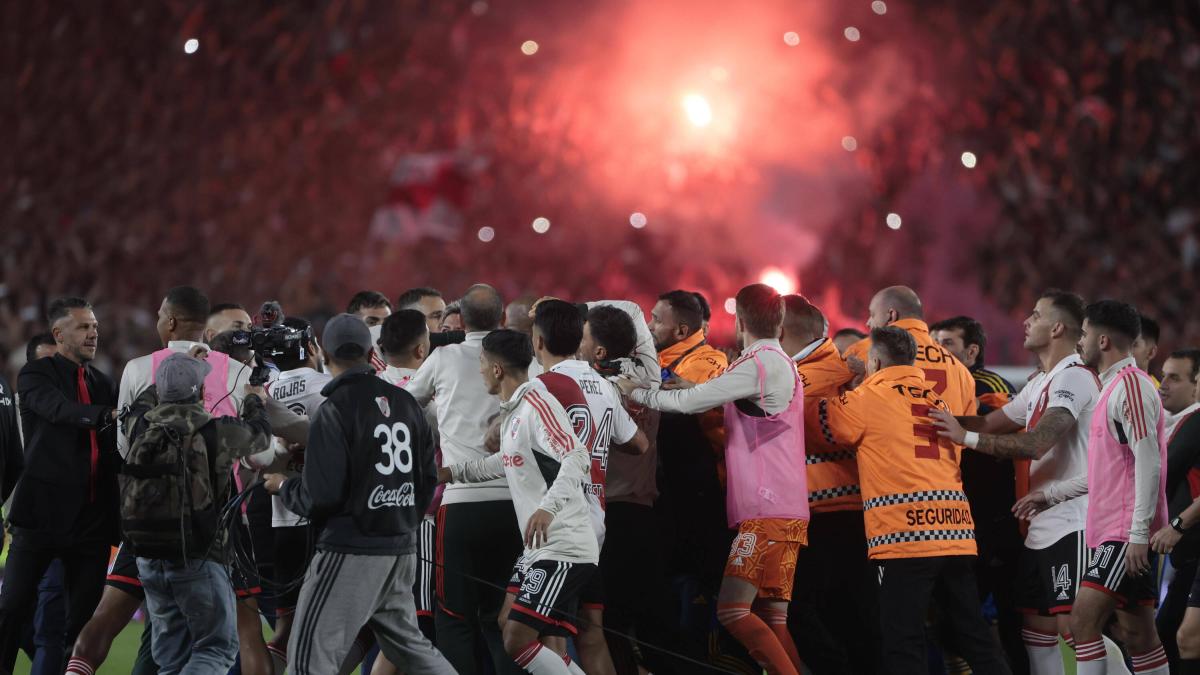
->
<box><xmin>788</xmin><ymin>510</ymin><xmax>880</xmax><ymax>675</ymax></box>
<box><xmin>601</xmin><ymin>502</ymin><xmax>690</xmax><ymax>675</ymax></box>
<box><xmin>434</xmin><ymin>501</ymin><xmax>523</xmax><ymax>675</ymax></box>
<box><xmin>0</xmin><ymin>530</ymin><xmax>110</xmax><ymax>672</ymax></box>
<box><xmin>20</xmin><ymin>559</ymin><xmax>66</xmax><ymax>675</ymax></box>
<box><xmin>1159</xmin><ymin>557</ymin><xmax>1199</xmax><ymax>672</ymax></box>
<box><xmin>876</xmin><ymin>555</ymin><xmax>1012</xmax><ymax>675</ymax></box>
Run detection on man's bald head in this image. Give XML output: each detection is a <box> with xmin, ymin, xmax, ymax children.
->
<box><xmin>505</xmin><ymin>296</ymin><xmax>537</xmax><ymax>335</ymax></box>
<box><xmin>460</xmin><ymin>284</ymin><xmax>504</xmax><ymax>332</ymax></box>
<box><xmin>867</xmin><ymin>286</ymin><xmax>923</xmax><ymax>329</ymax></box>
<box><xmin>780</xmin><ymin>295</ymin><xmax>826</xmax><ymax>357</ymax></box>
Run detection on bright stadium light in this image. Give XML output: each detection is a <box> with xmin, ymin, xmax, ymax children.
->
<box><xmin>783</xmin><ymin>31</ymin><xmax>800</xmax><ymax>47</ymax></box>
<box><xmin>682</xmin><ymin>94</ymin><xmax>713</xmax><ymax>128</ymax></box>
<box><xmin>759</xmin><ymin>267</ymin><xmax>797</xmax><ymax>295</ymax></box>
<box><xmin>842</xmin><ymin>135</ymin><xmax>858</xmax><ymax>151</ymax></box>
<box><xmin>532</xmin><ymin>216</ymin><xmax>550</xmax><ymax>233</ymax></box>
<box><xmin>184</xmin><ymin>38</ymin><xmax>199</xmax><ymax>54</ymax></box>
<box><xmin>630</xmin><ymin>212</ymin><xmax>647</xmax><ymax>229</ymax></box>
<box><xmin>724</xmin><ymin>298</ymin><xmax>737</xmax><ymax>315</ymax></box>
<box><xmin>886</xmin><ymin>213</ymin><xmax>902</xmax><ymax>230</ymax></box>
<box><xmin>521</xmin><ymin>40</ymin><xmax>539</xmax><ymax>56</ymax></box>
<box><xmin>477</xmin><ymin>226</ymin><xmax>495</xmax><ymax>242</ymax></box>
<box><xmin>872</xmin><ymin>1</ymin><xmax>888</xmax><ymax>15</ymax></box>
<box><xmin>844</xmin><ymin>27</ymin><xmax>861</xmax><ymax>42</ymax></box>
<box><xmin>961</xmin><ymin>151</ymin><xmax>978</xmax><ymax>168</ymax></box>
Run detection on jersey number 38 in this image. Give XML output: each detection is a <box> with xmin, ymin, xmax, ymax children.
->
<box><xmin>374</xmin><ymin>422</ymin><xmax>413</xmax><ymax>475</ymax></box>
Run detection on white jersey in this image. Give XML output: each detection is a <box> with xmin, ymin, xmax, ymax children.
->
<box><xmin>406</xmin><ymin>333</ymin><xmax>507</xmax><ymax>504</ymax></box>
<box><xmin>1001</xmin><ymin>353</ymin><xmax>1099</xmax><ymax>549</ymax></box>
<box><xmin>266</xmin><ymin>367</ymin><xmax>332</xmax><ymax>527</ymax></box>
<box><xmin>449</xmin><ymin>378</ymin><xmax>598</xmax><ymax>565</ymax></box>
<box><xmin>544</xmin><ymin>360</ymin><xmax>638</xmax><ymax>547</ymax></box>
<box><xmin>381</xmin><ymin>365</ymin><xmax>417</xmax><ymax>388</ymax></box>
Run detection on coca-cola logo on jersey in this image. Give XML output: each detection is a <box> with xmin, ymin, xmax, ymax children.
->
<box><xmin>368</xmin><ymin>483</ymin><xmax>414</xmax><ymax>509</ymax></box>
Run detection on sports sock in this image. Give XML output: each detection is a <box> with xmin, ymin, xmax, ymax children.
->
<box><xmin>512</xmin><ymin>641</ymin><xmax>569</xmax><ymax>674</ymax></box>
<box><xmin>1129</xmin><ymin>644</ymin><xmax>1168</xmax><ymax>674</ymax></box>
<box><xmin>1022</xmin><ymin>628</ymin><xmax>1065</xmax><ymax>675</ymax></box>
<box><xmin>1104</xmin><ymin>635</ymin><xmax>1131</xmax><ymax>674</ymax></box>
<box><xmin>756</xmin><ymin>605</ymin><xmax>804</xmax><ymax>672</ymax></box>
<box><xmin>65</xmin><ymin>657</ymin><xmax>96</xmax><ymax>675</ymax></box>
<box><xmin>1075</xmin><ymin>637</ymin><xmax>1108</xmax><ymax>675</ymax></box>
<box><xmin>716</xmin><ymin>602</ymin><xmax>799</xmax><ymax>675</ymax></box>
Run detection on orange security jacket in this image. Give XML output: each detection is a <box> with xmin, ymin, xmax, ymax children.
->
<box><xmin>807</xmin><ymin>365</ymin><xmax>977</xmax><ymax>559</ymax></box>
<box><xmin>844</xmin><ymin>319</ymin><xmax>978</xmax><ymax>417</ymax></box>
<box><xmin>658</xmin><ymin>331</ymin><xmax>728</xmax><ymax>481</ymax></box>
<box><xmin>795</xmin><ymin>338</ymin><xmax>859</xmax><ymax>513</ymax></box>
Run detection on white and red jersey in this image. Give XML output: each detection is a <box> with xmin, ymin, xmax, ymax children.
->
<box><xmin>449</xmin><ymin>377</ymin><xmax>598</xmax><ymax>565</ymax></box>
<box><xmin>266</xmin><ymin>366</ymin><xmax>332</xmax><ymax>527</ymax></box>
<box><xmin>380</xmin><ymin>365</ymin><xmax>417</xmax><ymax>388</ymax></box>
<box><xmin>541</xmin><ymin>360</ymin><xmax>639</xmax><ymax>547</ymax></box>
<box><xmin>1000</xmin><ymin>354</ymin><xmax>1099</xmax><ymax>549</ymax></box>
<box><xmin>1086</xmin><ymin>357</ymin><xmax>1168</xmax><ymax>547</ymax></box>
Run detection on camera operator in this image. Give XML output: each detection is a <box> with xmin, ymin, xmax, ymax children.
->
<box><xmin>204</xmin><ymin>303</ymin><xmax>254</xmax><ymax>344</ymax></box>
<box><xmin>259</xmin><ymin>317</ymin><xmax>331</xmax><ymax>669</ymax></box>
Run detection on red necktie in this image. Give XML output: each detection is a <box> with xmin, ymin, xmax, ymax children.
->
<box><xmin>77</xmin><ymin>366</ymin><xmax>100</xmax><ymax>502</ymax></box>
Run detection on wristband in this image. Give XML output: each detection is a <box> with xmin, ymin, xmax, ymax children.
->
<box><xmin>963</xmin><ymin>431</ymin><xmax>980</xmax><ymax>449</ymax></box>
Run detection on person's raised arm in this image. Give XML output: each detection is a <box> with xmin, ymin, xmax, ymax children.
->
<box><xmin>622</xmin><ymin>358</ymin><xmax>756</xmax><ymax>414</ymax></box>
<box><xmin>19</xmin><ymin>364</ymin><xmax>113</xmax><ymax>431</ymax></box>
<box><xmin>271</xmin><ymin>402</ymin><xmax>350</xmax><ymax>519</ymax></box>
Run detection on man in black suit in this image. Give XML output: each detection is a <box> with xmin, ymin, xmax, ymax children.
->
<box><xmin>0</xmin><ymin>297</ymin><xmax>121</xmax><ymax>673</ymax></box>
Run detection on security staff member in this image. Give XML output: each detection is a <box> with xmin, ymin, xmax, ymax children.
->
<box><xmin>780</xmin><ymin>294</ymin><xmax>876</xmax><ymax>675</ymax></box>
<box><xmin>264</xmin><ymin>314</ymin><xmax>453</xmax><ymax>675</ymax></box>
<box><xmin>809</xmin><ymin>326</ymin><xmax>1010</xmax><ymax>675</ymax></box>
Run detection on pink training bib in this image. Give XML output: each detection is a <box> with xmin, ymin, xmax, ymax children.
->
<box><xmin>1085</xmin><ymin>364</ymin><xmax>1168</xmax><ymax>548</ymax></box>
<box><xmin>722</xmin><ymin>345</ymin><xmax>809</xmax><ymax>527</ymax></box>
<box><xmin>151</xmin><ymin>347</ymin><xmax>238</xmax><ymax>418</ymax></box>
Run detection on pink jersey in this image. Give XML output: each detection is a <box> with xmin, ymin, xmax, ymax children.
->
<box><xmin>1085</xmin><ymin>364</ymin><xmax>1168</xmax><ymax>548</ymax></box>
<box><xmin>151</xmin><ymin>348</ymin><xmax>237</xmax><ymax>417</ymax></box>
<box><xmin>723</xmin><ymin>345</ymin><xmax>808</xmax><ymax>527</ymax></box>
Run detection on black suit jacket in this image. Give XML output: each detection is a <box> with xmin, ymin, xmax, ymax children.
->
<box><xmin>0</xmin><ymin>373</ymin><xmax>21</xmax><ymax>502</ymax></box>
<box><xmin>9</xmin><ymin>354</ymin><xmax>120</xmax><ymax>543</ymax></box>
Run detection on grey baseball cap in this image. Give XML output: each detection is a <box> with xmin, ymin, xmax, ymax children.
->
<box><xmin>323</xmin><ymin>313</ymin><xmax>373</xmax><ymax>359</ymax></box>
<box><xmin>156</xmin><ymin>352</ymin><xmax>212</xmax><ymax>403</ymax></box>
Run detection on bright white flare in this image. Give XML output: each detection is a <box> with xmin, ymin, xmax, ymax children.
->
<box><xmin>682</xmin><ymin>94</ymin><xmax>713</xmax><ymax>127</ymax></box>
<box><xmin>532</xmin><ymin>217</ymin><xmax>550</xmax><ymax>233</ymax></box>
<box><xmin>760</xmin><ymin>268</ymin><xmax>798</xmax><ymax>295</ymax></box>
<box><xmin>184</xmin><ymin>38</ymin><xmax>199</xmax><ymax>54</ymax></box>
<box><xmin>961</xmin><ymin>151</ymin><xmax>978</xmax><ymax>168</ymax></box>
<box><xmin>478</xmin><ymin>226</ymin><xmax>495</xmax><ymax>242</ymax></box>
<box><xmin>886</xmin><ymin>213</ymin><xmax>902</xmax><ymax>230</ymax></box>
